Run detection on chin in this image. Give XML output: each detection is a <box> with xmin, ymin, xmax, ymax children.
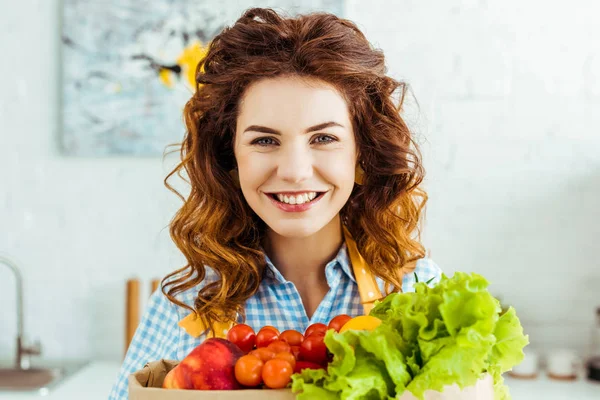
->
<box><xmin>267</xmin><ymin>220</ymin><xmax>325</xmax><ymax>238</ymax></box>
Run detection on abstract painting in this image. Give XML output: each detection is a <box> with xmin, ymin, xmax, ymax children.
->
<box><xmin>61</xmin><ymin>0</ymin><xmax>345</xmax><ymax>156</ymax></box>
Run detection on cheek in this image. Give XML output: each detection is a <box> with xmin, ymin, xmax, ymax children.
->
<box><xmin>319</xmin><ymin>155</ymin><xmax>356</xmax><ymax>187</ymax></box>
<box><xmin>237</xmin><ymin>155</ymin><xmax>268</xmax><ymax>190</ymax></box>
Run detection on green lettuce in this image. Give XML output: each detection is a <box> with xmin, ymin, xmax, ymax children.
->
<box><xmin>291</xmin><ymin>272</ymin><xmax>528</xmax><ymax>400</ymax></box>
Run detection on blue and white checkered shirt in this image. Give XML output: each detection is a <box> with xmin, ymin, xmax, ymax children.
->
<box><xmin>108</xmin><ymin>243</ymin><xmax>442</xmax><ymax>399</ymax></box>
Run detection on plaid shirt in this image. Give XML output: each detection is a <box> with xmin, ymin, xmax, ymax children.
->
<box><xmin>108</xmin><ymin>243</ymin><xmax>442</xmax><ymax>399</ymax></box>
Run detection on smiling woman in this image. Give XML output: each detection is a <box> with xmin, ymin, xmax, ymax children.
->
<box><xmin>109</xmin><ymin>7</ymin><xmax>442</xmax><ymax>400</ymax></box>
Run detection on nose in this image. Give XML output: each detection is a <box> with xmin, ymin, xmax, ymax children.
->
<box><xmin>276</xmin><ymin>144</ymin><xmax>313</xmax><ymax>184</ymax></box>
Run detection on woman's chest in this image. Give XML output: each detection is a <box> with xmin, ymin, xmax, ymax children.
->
<box><xmin>177</xmin><ymin>276</ymin><xmax>363</xmax><ymax>357</ymax></box>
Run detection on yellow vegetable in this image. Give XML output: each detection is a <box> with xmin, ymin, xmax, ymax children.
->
<box><xmin>339</xmin><ymin>315</ymin><xmax>382</xmax><ymax>333</ymax></box>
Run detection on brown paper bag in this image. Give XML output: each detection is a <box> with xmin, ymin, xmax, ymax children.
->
<box><xmin>129</xmin><ymin>359</ymin><xmax>494</xmax><ymax>400</ymax></box>
<box><xmin>396</xmin><ymin>373</ymin><xmax>494</xmax><ymax>400</ymax></box>
<box><xmin>128</xmin><ymin>359</ymin><xmax>296</xmax><ymax>400</ymax></box>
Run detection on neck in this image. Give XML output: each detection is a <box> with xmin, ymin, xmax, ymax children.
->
<box><xmin>262</xmin><ymin>215</ymin><xmax>344</xmax><ymax>284</ymax></box>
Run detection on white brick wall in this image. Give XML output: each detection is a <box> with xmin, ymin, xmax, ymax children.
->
<box><xmin>347</xmin><ymin>0</ymin><xmax>600</xmax><ymax>354</ymax></box>
<box><xmin>0</xmin><ymin>0</ymin><xmax>599</xmax><ymax>363</ymax></box>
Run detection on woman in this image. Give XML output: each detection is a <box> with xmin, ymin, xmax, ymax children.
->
<box><xmin>109</xmin><ymin>7</ymin><xmax>441</xmax><ymax>399</ymax></box>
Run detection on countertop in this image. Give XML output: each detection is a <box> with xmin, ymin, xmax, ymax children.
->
<box><xmin>0</xmin><ymin>361</ymin><xmax>598</xmax><ymax>399</ymax></box>
<box><xmin>505</xmin><ymin>373</ymin><xmax>599</xmax><ymax>399</ymax></box>
<box><xmin>0</xmin><ymin>362</ymin><xmax>118</xmax><ymax>400</ymax></box>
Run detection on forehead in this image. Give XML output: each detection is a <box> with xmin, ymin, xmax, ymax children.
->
<box><xmin>236</xmin><ymin>76</ymin><xmax>352</xmax><ymax>131</ymax></box>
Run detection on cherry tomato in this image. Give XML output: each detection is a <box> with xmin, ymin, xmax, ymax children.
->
<box><xmin>275</xmin><ymin>351</ymin><xmax>296</xmax><ymax>369</ymax></box>
<box><xmin>279</xmin><ymin>329</ymin><xmax>304</xmax><ymax>346</ymax></box>
<box><xmin>328</xmin><ymin>314</ymin><xmax>352</xmax><ymax>332</ymax></box>
<box><xmin>234</xmin><ymin>354</ymin><xmax>264</xmax><ymax>387</ymax></box>
<box><xmin>261</xmin><ymin>325</ymin><xmax>280</xmax><ymax>334</ymax></box>
<box><xmin>290</xmin><ymin>345</ymin><xmax>301</xmax><ymax>360</ymax></box>
<box><xmin>256</xmin><ymin>327</ymin><xmax>279</xmax><ymax>348</ymax></box>
<box><xmin>304</xmin><ymin>322</ymin><xmax>328</xmax><ymax>338</ymax></box>
<box><xmin>262</xmin><ymin>359</ymin><xmax>294</xmax><ymax>389</ymax></box>
<box><xmin>267</xmin><ymin>339</ymin><xmax>291</xmax><ymax>354</ymax></box>
<box><xmin>300</xmin><ymin>332</ymin><xmax>328</xmax><ymax>365</ymax></box>
<box><xmin>226</xmin><ymin>324</ymin><xmax>256</xmax><ymax>353</ymax></box>
<box><xmin>293</xmin><ymin>360</ymin><xmax>326</xmax><ymax>374</ymax></box>
<box><xmin>249</xmin><ymin>347</ymin><xmax>276</xmax><ymax>363</ymax></box>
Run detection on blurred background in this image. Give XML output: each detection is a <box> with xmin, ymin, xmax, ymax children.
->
<box><xmin>0</xmin><ymin>0</ymin><xmax>598</xmax><ymax>381</ymax></box>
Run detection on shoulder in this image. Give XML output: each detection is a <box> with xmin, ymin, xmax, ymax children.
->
<box><xmin>138</xmin><ymin>285</ymin><xmax>182</xmax><ymax>339</ymax></box>
<box><xmin>401</xmin><ymin>257</ymin><xmax>443</xmax><ymax>293</ymax></box>
<box><xmin>413</xmin><ymin>257</ymin><xmax>443</xmax><ymax>283</ymax></box>
<box><xmin>162</xmin><ymin>266</ymin><xmax>221</xmax><ymax>309</ymax></box>
<box><xmin>373</xmin><ymin>257</ymin><xmax>443</xmax><ymax>295</ymax></box>
<box><xmin>138</xmin><ymin>266</ymin><xmax>221</xmax><ymax>335</ymax></box>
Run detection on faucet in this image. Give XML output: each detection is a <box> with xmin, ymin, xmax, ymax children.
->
<box><xmin>0</xmin><ymin>254</ymin><xmax>41</xmax><ymax>370</ymax></box>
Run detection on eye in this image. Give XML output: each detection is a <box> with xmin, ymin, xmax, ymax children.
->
<box><xmin>251</xmin><ymin>137</ymin><xmax>278</xmax><ymax>146</ymax></box>
<box><xmin>312</xmin><ymin>134</ymin><xmax>336</xmax><ymax>145</ymax></box>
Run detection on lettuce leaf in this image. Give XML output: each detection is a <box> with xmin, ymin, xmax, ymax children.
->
<box><xmin>292</xmin><ymin>330</ymin><xmax>393</xmax><ymax>400</ymax></box>
<box><xmin>291</xmin><ymin>272</ymin><xmax>529</xmax><ymax>400</ymax></box>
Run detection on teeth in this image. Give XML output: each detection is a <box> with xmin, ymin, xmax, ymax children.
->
<box><xmin>276</xmin><ymin>192</ymin><xmax>318</xmax><ymax>205</ymax></box>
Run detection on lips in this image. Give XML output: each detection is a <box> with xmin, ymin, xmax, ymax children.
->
<box><xmin>265</xmin><ymin>191</ymin><xmax>326</xmax><ymax>196</ymax></box>
<box><xmin>265</xmin><ymin>191</ymin><xmax>327</xmax><ymax>212</ymax></box>
<box><xmin>267</xmin><ymin>192</ymin><xmax>324</xmax><ymax>204</ymax></box>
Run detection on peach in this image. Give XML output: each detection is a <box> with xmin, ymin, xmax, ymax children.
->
<box><xmin>162</xmin><ymin>338</ymin><xmax>244</xmax><ymax>390</ymax></box>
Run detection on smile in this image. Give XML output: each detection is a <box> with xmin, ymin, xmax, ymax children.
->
<box><xmin>273</xmin><ymin>192</ymin><xmax>318</xmax><ymax>205</ymax></box>
<box><xmin>265</xmin><ymin>191</ymin><xmax>327</xmax><ymax>212</ymax></box>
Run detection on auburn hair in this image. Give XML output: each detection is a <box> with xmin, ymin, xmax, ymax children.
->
<box><xmin>162</xmin><ymin>7</ymin><xmax>428</xmax><ymax>332</ymax></box>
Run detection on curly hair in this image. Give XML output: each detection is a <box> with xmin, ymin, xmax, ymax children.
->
<box><xmin>162</xmin><ymin>7</ymin><xmax>428</xmax><ymax>332</ymax></box>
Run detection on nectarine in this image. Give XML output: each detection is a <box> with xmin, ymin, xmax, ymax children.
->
<box><xmin>162</xmin><ymin>338</ymin><xmax>244</xmax><ymax>390</ymax></box>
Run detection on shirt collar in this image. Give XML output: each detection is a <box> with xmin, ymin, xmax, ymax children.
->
<box><xmin>262</xmin><ymin>242</ymin><xmax>356</xmax><ymax>284</ymax></box>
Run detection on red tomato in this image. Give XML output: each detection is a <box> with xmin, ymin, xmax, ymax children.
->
<box><xmin>275</xmin><ymin>351</ymin><xmax>296</xmax><ymax>369</ymax></box>
<box><xmin>300</xmin><ymin>332</ymin><xmax>328</xmax><ymax>365</ymax></box>
<box><xmin>262</xmin><ymin>359</ymin><xmax>293</xmax><ymax>389</ymax></box>
<box><xmin>293</xmin><ymin>360</ymin><xmax>326</xmax><ymax>374</ymax></box>
<box><xmin>290</xmin><ymin>345</ymin><xmax>301</xmax><ymax>360</ymax></box>
<box><xmin>256</xmin><ymin>327</ymin><xmax>279</xmax><ymax>348</ymax></box>
<box><xmin>267</xmin><ymin>340</ymin><xmax>291</xmax><ymax>354</ymax></box>
<box><xmin>328</xmin><ymin>314</ymin><xmax>352</xmax><ymax>332</ymax></box>
<box><xmin>249</xmin><ymin>347</ymin><xmax>276</xmax><ymax>363</ymax></box>
<box><xmin>261</xmin><ymin>325</ymin><xmax>280</xmax><ymax>334</ymax></box>
<box><xmin>234</xmin><ymin>354</ymin><xmax>264</xmax><ymax>387</ymax></box>
<box><xmin>279</xmin><ymin>329</ymin><xmax>304</xmax><ymax>346</ymax></box>
<box><xmin>304</xmin><ymin>323</ymin><xmax>328</xmax><ymax>338</ymax></box>
<box><xmin>226</xmin><ymin>324</ymin><xmax>256</xmax><ymax>353</ymax></box>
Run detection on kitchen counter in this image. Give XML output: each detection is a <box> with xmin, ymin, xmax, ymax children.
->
<box><xmin>505</xmin><ymin>374</ymin><xmax>599</xmax><ymax>399</ymax></box>
<box><xmin>0</xmin><ymin>361</ymin><xmax>118</xmax><ymax>400</ymax></box>
<box><xmin>0</xmin><ymin>362</ymin><xmax>598</xmax><ymax>399</ymax></box>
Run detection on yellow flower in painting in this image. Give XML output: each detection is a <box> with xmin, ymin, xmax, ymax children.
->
<box><xmin>159</xmin><ymin>68</ymin><xmax>175</xmax><ymax>88</ymax></box>
<box><xmin>157</xmin><ymin>39</ymin><xmax>208</xmax><ymax>91</ymax></box>
<box><xmin>177</xmin><ymin>40</ymin><xmax>208</xmax><ymax>90</ymax></box>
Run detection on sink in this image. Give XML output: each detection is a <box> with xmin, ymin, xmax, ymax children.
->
<box><xmin>0</xmin><ymin>361</ymin><xmax>89</xmax><ymax>393</ymax></box>
<box><xmin>0</xmin><ymin>367</ymin><xmax>61</xmax><ymax>390</ymax></box>
<box><xmin>0</xmin><ymin>256</ymin><xmax>90</xmax><ymax>393</ymax></box>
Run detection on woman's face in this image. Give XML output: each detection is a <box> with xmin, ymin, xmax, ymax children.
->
<box><xmin>233</xmin><ymin>76</ymin><xmax>357</xmax><ymax>238</ymax></box>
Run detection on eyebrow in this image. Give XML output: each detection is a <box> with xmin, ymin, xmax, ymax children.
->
<box><xmin>242</xmin><ymin>121</ymin><xmax>345</xmax><ymax>135</ymax></box>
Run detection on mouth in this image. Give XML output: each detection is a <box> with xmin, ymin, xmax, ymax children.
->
<box><xmin>266</xmin><ymin>191</ymin><xmax>327</xmax><ymax>205</ymax></box>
